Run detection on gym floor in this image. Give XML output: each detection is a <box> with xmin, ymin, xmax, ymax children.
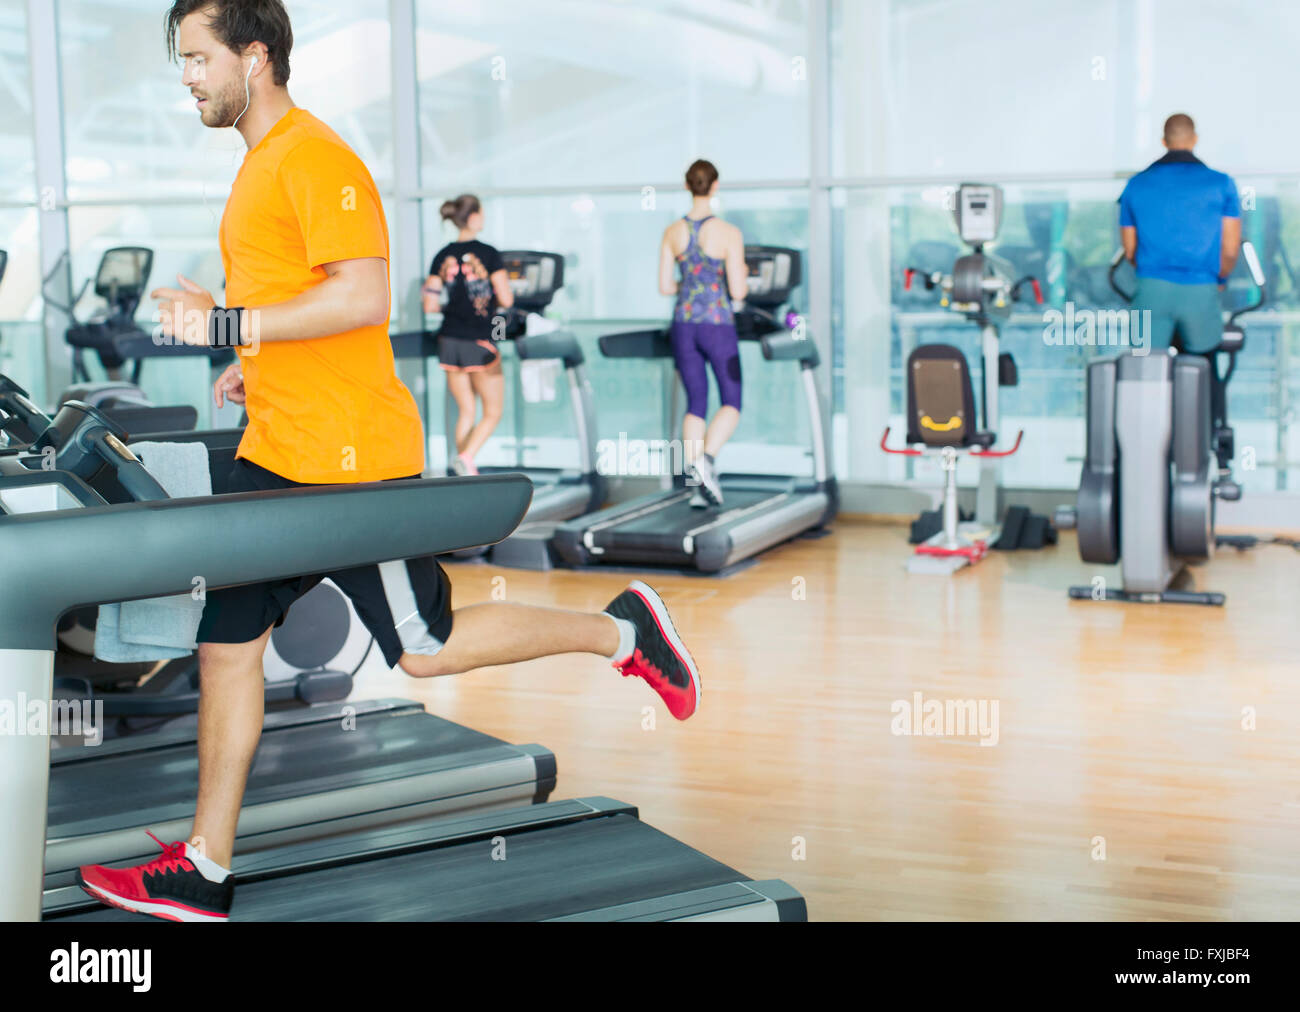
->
<box><xmin>360</xmin><ymin>518</ymin><xmax>1300</xmax><ymax>921</ymax></box>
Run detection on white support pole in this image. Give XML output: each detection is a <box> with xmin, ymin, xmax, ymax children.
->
<box><xmin>26</xmin><ymin>0</ymin><xmax>72</xmax><ymax>403</ymax></box>
<box><xmin>837</xmin><ymin>0</ymin><xmax>893</xmax><ymax>487</ymax></box>
<box><xmin>978</xmin><ymin>322</ymin><xmax>1000</xmax><ymax>524</ymax></box>
<box><xmin>0</xmin><ymin>649</ymin><xmax>56</xmax><ymax>921</ymax></box>
<box><xmin>389</xmin><ymin>0</ymin><xmax>424</xmax><ymax>329</ymax></box>
<box><xmin>389</xmin><ymin>0</ymin><xmax>432</xmax><ymax>454</ymax></box>
<box><xmin>807</xmin><ymin>0</ymin><xmax>833</xmax><ymax>472</ymax></box>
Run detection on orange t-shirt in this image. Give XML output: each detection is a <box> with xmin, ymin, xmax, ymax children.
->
<box><xmin>219</xmin><ymin>107</ymin><xmax>424</xmax><ymax>483</ymax></box>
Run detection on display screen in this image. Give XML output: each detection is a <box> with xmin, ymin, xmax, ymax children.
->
<box><xmin>959</xmin><ymin>187</ymin><xmax>999</xmax><ymax>243</ymax></box>
<box><xmin>0</xmin><ymin>483</ymin><xmax>83</xmax><ymax>516</ymax></box>
<box><xmin>98</xmin><ymin>250</ymin><xmax>149</xmax><ymax>295</ymax></box>
<box><xmin>500</xmin><ymin>254</ymin><xmax>561</xmax><ymax>301</ymax></box>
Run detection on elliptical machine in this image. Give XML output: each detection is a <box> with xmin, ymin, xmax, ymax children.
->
<box><xmin>34</xmin><ymin>247</ymin><xmax>201</xmax><ymax>432</ymax></box>
<box><xmin>43</xmin><ymin>246</ymin><xmax>230</xmax><ymax>404</ymax></box>
<box><xmin>884</xmin><ymin>183</ymin><xmax>1041</xmax><ymax>572</ymax></box>
<box><xmin>1067</xmin><ymin>241</ymin><xmax>1267</xmax><ymax>605</ymax></box>
<box><xmin>45</xmin><ymin>246</ymin><xmax>155</xmax><ymax>387</ymax></box>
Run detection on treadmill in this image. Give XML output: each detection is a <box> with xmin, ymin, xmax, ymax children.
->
<box><xmin>392</xmin><ymin>251</ymin><xmax>605</xmax><ymax>569</ymax></box>
<box><xmin>1</xmin><ymin>370</ymin><xmax>197</xmax><ymax>450</ymax></box>
<box><xmin>5</xmin><ymin>406</ymin><xmax>370</xmax><ymax>723</ymax></box>
<box><xmin>48</xmin><ymin>798</ymin><xmax>806</xmax><ymax>922</ymax></box>
<box><xmin>43</xmin><ymin>698</ymin><xmax>556</xmax><ymax>909</ymax></box>
<box><xmin>0</xmin><ymin>406</ymin><xmax>552</xmax><ymax>910</ymax></box>
<box><xmin>554</xmin><ymin>246</ymin><xmax>838</xmax><ymax>574</ymax></box>
<box><xmin>1</xmin><ymin>406</ymin><xmax>805</xmax><ymax>922</ymax></box>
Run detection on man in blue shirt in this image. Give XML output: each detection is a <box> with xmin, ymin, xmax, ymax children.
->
<box><xmin>1118</xmin><ymin>113</ymin><xmax>1241</xmax><ymax>353</ymax></box>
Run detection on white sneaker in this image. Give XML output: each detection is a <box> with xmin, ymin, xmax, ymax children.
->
<box><xmin>691</xmin><ymin>457</ymin><xmax>724</xmax><ymax>506</ymax></box>
<box><xmin>688</xmin><ymin>486</ymin><xmax>709</xmax><ymax>509</ymax></box>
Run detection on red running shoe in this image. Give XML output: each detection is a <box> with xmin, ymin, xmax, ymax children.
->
<box><xmin>77</xmin><ymin>833</ymin><xmax>233</xmax><ymax>922</ymax></box>
<box><xmin>605</xmin><ymin>580</ymin><xmax>701</xmax><ymax>720</ymax></box>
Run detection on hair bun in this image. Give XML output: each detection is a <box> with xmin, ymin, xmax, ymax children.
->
<box><xmin>440</xmin><ymin>200</ymin><xmax>456</xmax><ymax>220</ymax></box>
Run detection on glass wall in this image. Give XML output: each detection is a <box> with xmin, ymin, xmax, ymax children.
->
<box><xmin>830</xmin><ymin>0</ymin><xmax>1300</xmax><ymax>494</ymax></box>
<box><xmin>7</xmin><ymin>0</ymin><xmax>1298</xmax><ymax>497</ymax></box>
<box><xmin>47</xmin><ymin>0</ymin><xmax>396</xmax><ymax>423</ymax></box>
<box><xmin>417</xmin><ymin>187</ymin><xmax>812</xmax><ymax>475</ymax></box>
<box><xmin>57</xmin><ymin>0</ymin><xmax>394</xmax><ymax>202</ymax></box>
<box><xmin>836</xmin><ymin>179</ymin><xmax>1292</xmax><ymax>493</ymax></box>
<box><xmin>0</xmin><ymin>0</ymin><xmax>34</xmax><ymax>203</ymax></box>
<box><xmin>0</xmin><ymin>1</ymin><xmax>36</xmax><ymax>396</ymax></box>
<box><xmin>414</xmin><ymin>0</ymin><xmax>811</xmax><ymax>191</ymax></box>
<box><xmin>829</xmin><ymin>0</ymin><xmax>1297</xmax><ymax>180</ymax></box>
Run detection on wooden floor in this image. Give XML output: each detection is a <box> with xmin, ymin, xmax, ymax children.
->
<box><xmin>357</xmin><ymin>518</ymin><xmax>1300</xmax><ymax>921</ymax></box>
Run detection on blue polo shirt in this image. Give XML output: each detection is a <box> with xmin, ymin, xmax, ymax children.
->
<box><xmin>1118</xmin><ymin>151</ymin><xmax>1240</xmax><ymax>285</ymax></box>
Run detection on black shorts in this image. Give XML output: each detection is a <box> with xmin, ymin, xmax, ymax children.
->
<box><xmin>195</xmin><ymin>459</ymin><xmax>454</xmax><ymax>669</ymax></box>
<box><xmin>438</xmin><ymin>334</ymin><xmax>501</xmax><ymax>372</ymax></box>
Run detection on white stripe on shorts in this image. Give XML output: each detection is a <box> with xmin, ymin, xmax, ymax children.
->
<box><xmin>378</xmin><ymin>560</ymin><xmax>445</xmax><ymax>657</ymax></box>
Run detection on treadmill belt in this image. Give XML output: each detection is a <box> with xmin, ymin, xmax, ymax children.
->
<box><xmin>49</xmin><ymin>711</ymin><xmax>505</xmax><ymax>837</ymax></box>
<box><xmin>45</xmin><ymin>703</ymin><xmax>554</xmax><ymax>883</ymax></box>
<box><xmin>606</xmin><ymin>490</ymin><xmax>777</xmax><ymax>539</ymax></box>
<box><xmin>60</xmin><ymin>807</ymin><xmax>761</xmax><ymax>922</ymax></box>
<box><xmin>588</xmin><ymin>490</ymin><xmax>778</xmax><ymax>563</ymax></box>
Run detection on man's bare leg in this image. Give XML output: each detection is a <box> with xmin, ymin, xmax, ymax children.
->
<box><xmin>189</xmin><ymin>628</ymin><xmax>272</xmax><ymax>868</ymax></box>
<box><xmin>397</xmin><ymin>586</ymin><xmax>700</xmax><ymax>721</ymax></box>
<box><xmin>398</xmin><ymin>604</ymin><xmax>618</xmax><ymax>677</ymax></box>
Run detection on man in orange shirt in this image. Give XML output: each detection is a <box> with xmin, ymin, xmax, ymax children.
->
<box><xmin>76</xmin><ymin>0</ymin><xmax>700</xmax><ymax>923</ymax></box>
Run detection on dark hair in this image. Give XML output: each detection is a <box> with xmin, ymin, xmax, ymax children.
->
<box><xmin>441</xmin><ymin>194</ymin><xmax>482</xmax><ymax>229</ymax></box>
<box><xmin>685</xmin><ymin>159</ymin><xmax>719</xmax><ymax>197</ymax></box>
<box><xmin>165</xmin><ymin>1</ymin><xmax>294</xmax><ymax>88</ymax></box>
<box><xmin>1163</xmin><ymin>113</ymin><xmax>1195</xmax><ymax>142</ymax></box>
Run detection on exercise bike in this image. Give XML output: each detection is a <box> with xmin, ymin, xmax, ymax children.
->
<box><xmin>883</xmin><ymin>183</ymin><xmax>1040</xmax><ymax>573</ymax></box>
<box><xmin>1064</xmin><ymin>241</ymin><xmax>1267</xmax><ymax>605</ymax></box>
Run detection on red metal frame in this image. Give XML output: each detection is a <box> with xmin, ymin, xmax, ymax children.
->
<box><xmin>915</xmin><ymin>539</ymin><xmax>989</xmax><ymax>561</ymax></box>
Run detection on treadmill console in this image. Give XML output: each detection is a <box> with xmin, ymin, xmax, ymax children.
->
<box><xmin>499</xmin><ymin>250</ymin><xmax>565</xmax><ymax>313</ymax></box>
<box><xmin>734</xmin><ymin>246</ymin><xmax>802</xmax><ymax>340</ymax></box>
<box><xmin>742</xmin><ymin>246</ymin><xmax>802</xmax><ymax>309</ymax></box>
<box><xmin>953</xmin><ymin>184</ymin><xmax>1002</xmax><ymax>247</ymax></box>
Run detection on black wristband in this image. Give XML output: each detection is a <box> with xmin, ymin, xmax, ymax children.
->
<box><xmin>208</xmin><ymin>307</ymin><xmax>245</xmax><ymax>349</ymax></box>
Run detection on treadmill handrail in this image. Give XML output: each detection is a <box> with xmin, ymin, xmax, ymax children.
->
<box><xmin>598</xmin><ymin>309</ymin><xmax>835</xmax><ymax>490</ymax></box>
<box><xmin>598</xmin><ymin>328</ymin><xmax>672</xmax><ymax>360</ymax></box>
<box><xmin>0</xmin><ymin>474</ymin><xmax>532</xmax><ymax>650</ymax></box>
<box><xmin>513</xmin><ymin>330</ymin><xmax>585</xmax><ymax>368</ymax></box>
<box><xmin>761</xmin><ymin>330</ymin><xmax>819</xmax><ymax>367</ymax></box>
<box><xmin>110</xmin><ymin>329</ymin><xmax>231</xmax><ymax>363</ymax></box>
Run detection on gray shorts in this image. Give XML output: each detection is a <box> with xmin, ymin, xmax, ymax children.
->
<box><xmin>1134</xmin><ymin>277</ymin><xmax>1223</xmax><ymax>354</ymax></box>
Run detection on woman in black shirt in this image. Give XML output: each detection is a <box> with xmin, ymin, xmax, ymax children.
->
<box><xmin>422</xmin><ymin>194</ymin><xmax>515</xmax><ymax>475</ymax></box>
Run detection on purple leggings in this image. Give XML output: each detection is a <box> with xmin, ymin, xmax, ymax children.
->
<box><xmin>670</xmin><ymin>320</ymin><xmax>743</xmax><ymax>418</ymax></box>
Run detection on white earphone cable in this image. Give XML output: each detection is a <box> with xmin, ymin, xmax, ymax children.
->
<box><xmin>202</xmin><ymin>56</ymin><xmax>257</xmax><ymax>228</ymax></box>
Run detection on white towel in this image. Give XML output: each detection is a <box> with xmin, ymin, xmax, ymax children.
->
<box><xmin>521</xmin><ymin>312</ymin><xmax>562</xmax><ymax>403</ymax></box>
<box><xmin>94</xmin><ymin>440</ymin><xmax>212</xmax><ymax>662</ymax></box>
